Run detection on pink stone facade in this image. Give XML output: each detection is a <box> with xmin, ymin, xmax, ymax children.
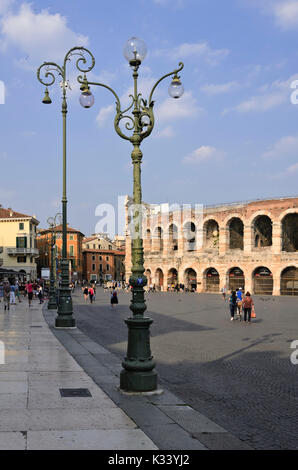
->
<box><xmin>125</xmin><ymin>196</ymin><xmax>298</xmax><ymax>296</ymax></box>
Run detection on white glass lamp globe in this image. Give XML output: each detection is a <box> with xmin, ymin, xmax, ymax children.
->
<box><xmin>123</xmin><ymin>37</ymin><xmax>147</xmax><ymax>64</ymax></box>
<box><xmin>168</xmin><ymin>78</ymin><xmax>184</xmax><ymax>99</ymax></box>
<box><xmin>79</xmin><ymin>90</ymin><xmax>95</xmax><ymax>108</ymax></box>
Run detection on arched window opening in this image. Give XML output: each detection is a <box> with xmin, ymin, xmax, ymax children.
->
<box><xmin>205</xmin><ymin>268</ymin><xmax>220</xmax><ymax>293</ymax></box>
<box><xmin>253</xmin><ymin>267</ymin><xmax>273</xmax><ymax>295</ymax></box>
<box><xmin>204</xmin><ymin>220</ymin><xmax>219</xmax><ymax>250</ymax></box>
<box><xmin>229</xmin><ymin>218</ymin><xmax>244</xmax><ymax>250</ymax></box>
<box><xmin>281</xmin><ymin>267</ymin><xmax>298</xmax><ymax>296</ymax></box>
<box><xmin>282</xmin><ymin>213</ymin><xmax>298</xmax><ymax>252</ymax></box>
<box><xmin>184</xmin><ymin>222</ymin><xmax>196</xmax><ymax>251</ymax></box>
<box><xmin>169</xmin><ymin>224</ymin><xmax>178</xmax><ymax>251</ymax></box>
<box><xmin>253</xmin><ymin>216</ymin><xmax>272</xmax><ymax>249</ymax></box>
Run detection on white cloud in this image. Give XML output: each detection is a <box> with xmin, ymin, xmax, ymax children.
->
<box><xmin>262</xmin><ymin>135</ymin><xmax>298</xmax><ymax>159</ymax></box>
<box><xmin>154</xmin><ymin>41</ymin><xmax>229</xmax><ymax>65</ymax></box>
<box><xmin>201</xmin><ymin>81</ymin><xmax>240</xmax><ymax>95</ymax></box>
<box><xmin>183</xmin><ymin>146</ymin><xmax>224</xmax><ymax>164</ymax></box>
<box><xmin>224</xmin><ymin>73</ymin><xmax>298</xmax><ymax>113</ymax></box>
<box><xmin>156</xmin><ymin>91</ymin><xmax>202</xmax><ymax>122</ymax></box>
<box><xmin>0</xmin><ymin>3</ymin><xmax>88</xmax><ymax>67</ymax></box>
<box><xmin>274</xmin><ymin>1</ymin><xmax>298</xmax><ymax>29</ymax></box>
<box><xmin>243</xmin><ymin>0</ymin><xmax>298</xmax><ymax>30</ymax></box>
<box><xmin>0</xmin><ymin>0</ymin><xmax>14</xmax><ymax>15</ymax></box>
<box><xmin>153</xmin><ymin>126</ymin><xmax>174</xmax><ymax>138</ymax></box>
<box><xmin>96</xmin><ymin>104</ymin><xmax>114</xmax><ymax>128</ymax></box>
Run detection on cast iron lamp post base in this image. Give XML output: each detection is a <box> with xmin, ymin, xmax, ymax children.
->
<box><xmin>120</xmin><ymin>316</ymin><xmax>157</xmax><ymax>392</ymax></box>
<box><xmin>55</xmin><ymin>258</ymin><xmax>76</xmax><ymax>328</ymax></box>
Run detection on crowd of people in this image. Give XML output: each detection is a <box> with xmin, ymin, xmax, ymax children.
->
<box><xmin>0</xmin><ymin>279</ymin><xmax>48</xmax><ymax>310</ymax></box>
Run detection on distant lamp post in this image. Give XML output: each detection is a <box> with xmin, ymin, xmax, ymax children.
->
<box><xmin>37</xmin><ymin>47</ymin><xmax>95</xmax><ymax>327</ymax></box>
<box><xmin>78</xmin><ymin>37</ymin><xmax>184</xmax><ymax>392</ymax></box>
<box><xmin>47</xmin><ymin>214</ymin><xmax>62</xmax><ymax>310</ymax></box>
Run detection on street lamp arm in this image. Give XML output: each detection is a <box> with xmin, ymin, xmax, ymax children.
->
<box><xmin>148</xmin><ymin>62</ymin><xmax>184</xmax><ymax>105</ymax></box>
<box><xmin>77</xmin><ymin>76</ymin><xmax>133</xmax><ymax>142</ymax></box>
<box><xmin>64</xmin><ymin>47</ymin><xmax>95</xmax><ymax>75</ymax></box>
<box><xmin>37</xmin><ymin>62</ymin><xmax>64</xmax><ymax>87</ymax></box>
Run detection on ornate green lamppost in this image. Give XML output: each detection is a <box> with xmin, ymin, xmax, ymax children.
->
<box><xmin>78</xmin><ymin>37</ymin><xmax>184</xmax><ymax>392</ymax></box>
<box><xmin>47</xmin><ymin>213</ymin><xmax>62</xmax><ymax>310</ymax></box>
<box><xmin>37</xmin><ymin>47</ymin><xmax>95</xmax><ymax>328</ymax></box>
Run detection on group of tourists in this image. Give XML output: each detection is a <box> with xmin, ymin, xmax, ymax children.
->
<box><xmin>225</xmin><ymin>287</ymin><xmax>255</xmax><ymax>323</ymax></box>
<box><xmin>82</xmin><ymin>284</ymin><xmax>96</xmax><ymax>303</ymax></box>
<box><xmin>0</xmin><ymin>279</ymin><xmax>47</xmax><ymax>310</ymax></box>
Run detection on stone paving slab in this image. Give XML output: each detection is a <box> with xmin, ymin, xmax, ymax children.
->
<box><xmin>27</xmin><ymin>429</ymin><xmax>157</xmax><ymax>450</ymax></box>
<box><xmin>0</xmin><ymin>432</ymin><xmax>27</xmax><ymax>450</ymax></box>
<box><xmin>158</xmin><ymin>405</ymin><xmax>227</xmax><ymax>434</ymax></box>
<box><xmin>0</xmin><ymin>301</ymin><xmax>157</xmax><ymax>450</ymax></box>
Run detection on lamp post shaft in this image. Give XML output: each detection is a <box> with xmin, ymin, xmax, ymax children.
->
<box><xmin>37</xmin><ymin>46</ymin><xmax>96</xmax><ymax>328</ymax></box>
<box><xmin>77</xmin><ymin>47</ymin><xmax>184</xmax><ymax>392</ymax></box>
<box><xmin>55</xmin><ymin>94</ymin><xmax>75</xmax><ymax>328</ymax></box>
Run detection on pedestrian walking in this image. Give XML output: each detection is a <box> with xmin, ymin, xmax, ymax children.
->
<box><xmin>37</xmin><ymin>285</ymin><xmax>44</xmax><ymax>304</ymax></box>
<box><xmin>229</xmin><ymin>290</ymin><xmax>237</xmax><ymax>321</ymax></box>
<box><xmin>242</xmin><ymin>292</ymin><xmax>254</xmax><ymax>324</ymax></box>
<box><xmin>3</xmin><ymin>282</ymin><xmax>11</xmax><ymax>311</ymax></box>
<box><xmin>10</xmin><ymin>284</ymin><xmax>16</xmax><ymax>305</ymax></box>
<box><xmin>110</xmin><ymin>289</ymin><xmax>118</xmax><ymax>308</ymax></box>
<box><xmin>0</xmin><ymin>282</ymin><xmax>3</xmax><ymax>303</ymax></box>
<box><xmin>236</xmin><ymin>288</ymin><xmax>243</xmax><ymax>321</ymax></box>
<box><xmin>83</xmin><ymin>285</ymin><xmax>89</xmax><ymax>303</ymax></box>
<box><xmin>26</xmin><ymin>281</ymin><xmax>33</xmax><ymax>307</ymax></box>
<box><xmin>88</xmin><ymin>286</ymin><xmax>94</xmax><ymax>303</ymax></box>
<box><xmin>15</xmin><ymin>281</ymin><xmax>21</xmax><ymax>303</ymax></box>
<box><xmin>221</xmin><ymin>285</ymin><xmax>227</xmax><ymax>300</ymax></box>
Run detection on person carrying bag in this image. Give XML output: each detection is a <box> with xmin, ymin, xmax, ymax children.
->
<box><xmin>242</xmin><ymin>292</ymin><xmax>254</xmax><ymax>324</ymax></box>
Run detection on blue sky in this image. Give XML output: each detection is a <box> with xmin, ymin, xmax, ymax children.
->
<box><xmin>1</xmin><ymin>0</ymin><xmax>298</xmax><ymax>236</ymax></box>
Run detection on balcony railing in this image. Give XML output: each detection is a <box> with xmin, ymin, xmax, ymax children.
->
<box><xmin>7</xmin><ymin>247</ymin><xmax>39</xmax><ymax>256</ymax></box>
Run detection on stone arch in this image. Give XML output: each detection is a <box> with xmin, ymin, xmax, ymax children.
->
<box><xmin>168</xmin><ymin>224</ymin><xmax>179</xmax><ymax>252</ymax></box>
<box><xmin>280</xmin><ymin>266</ymin><xmax>298</xmax><ymax>296</ymax></box>
<box><xmin>204</xmin><ymin>267</ymin><xmax>220</xmax><ymax>293</ymax></box>
<box><xmin>252</xmin><ymin>215</ymin><xmax>273</xmax><ymax>248</ymax></box>
<box><xmin>167</xmin><ymin>268</ymin><xmax>178</xmax><ymax>289</ymax></box>
<box><xmin>252</xmin><ymin>266</ymin><xmax>273</xmax><ymax>295</ymax></box>
<box><xmin>183</xmin><ymin>221</ymin><xmax>196</xmax><ymax>252</ymax></box>
<box><xmin>155</xmin><ymin>268</ymin><xmax>164</xmax><ymax>290</ymax></box>
<box><xmin>247</xmin><ymin>210</ymin><xmax>274</xmax><ymax>226</ymax></box>
<box><xmin>281</xmin><ymin>213</ymin><xmax>298</xmax><ymax>252</ymax></box>
<box><xmin>227</xmin><ymin>266</ymin><xmax>245</xmax><ymax>291</ymax></box>
<box><xmin>227</xmin><ymin>217</ymin><xmax>244</xmax><ymax>250</ymax></box>
<box><xmin>145</xmin><ymin>229</ymin><xmax>152</xmax><ymax>252</ymax></box>
<box><xmin>153</xmin><ymin>226</ymin><xmax>163</xmax><ymax>252</ymax></box>
<box><xmin>145</xmin><ymin>268</ymin><xmax>152</xmax><ymax>285</ymax></box>
<box><xmin>203</xmin><ymin>219</ymin><xmax>219</xmax><ymax>250</ymax></box>
<box><xmin>184</xmin><ymin>268</ymin><xmax>197</xmax><ymax>291</ymax></box>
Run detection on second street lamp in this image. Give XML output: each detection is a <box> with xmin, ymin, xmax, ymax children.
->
<box><xmin>78</xmin><ymin>37</ymin><xmax>184</xmax><ymax>392</ymax></box>
<box><xmin>47</xmin><ymin>213</ymin><xmax>62</xmax><ymax>310</ymax></box>
<box><xmin>37</xmin><ymin>47</ymin><xmax>95</xmax><ymax>328</ymax></box>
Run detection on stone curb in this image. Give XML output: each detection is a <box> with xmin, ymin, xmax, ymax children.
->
<box><xmin>43</xmin><ymin>305</ymin><xmax>253</xmax><ymax>450</ymax></box>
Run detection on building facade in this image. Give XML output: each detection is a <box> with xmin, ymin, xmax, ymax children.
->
<box><xmin>125</xmin><ymin>196</ymin><xmax>298</xmax><ymax>296</ymax></box>
<box><xmin>36</xmin><ymin>224</ymin><xmax>84</xmax><ymax>281</ymax></box>
<box><xmin>83</xmin><ymin>249</ymin><xmax>125</xmax><ymax>283</ymax></box>
<box><xmin>0</xmin><ymin>206</ymin><xmax>39</xmax><ymax>280</ymax></box>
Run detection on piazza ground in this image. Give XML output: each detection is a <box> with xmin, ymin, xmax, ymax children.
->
<box><xmin>72</xmin><ymin>288</ymin><xmax>298</xmax><ymax>450</ymax></box>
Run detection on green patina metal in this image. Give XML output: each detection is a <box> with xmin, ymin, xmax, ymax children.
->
<box><xmin>37</xmin><ymin>47</ymin><xmax>96</xmax><ymax>328</ymax></box>
<box><xmin>78</xmin><ymin>58</ymin><xmax>184</xmax><ymax>392</ymax></box>
<box><xmin>46</xmin><ymin>214</ymin><xmax>61</xmax><ymax>310</ymax></box>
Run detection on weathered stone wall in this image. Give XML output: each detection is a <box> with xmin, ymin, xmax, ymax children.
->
<box><xmin>125</xmin><ymin>197</ymin><xmax>298</xmax><ymax>295</ymax></box>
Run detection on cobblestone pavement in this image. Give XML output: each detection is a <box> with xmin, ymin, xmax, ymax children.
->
<box><xmin>73</xmin><ymin>289</ymin><xmax>298</xmax><ymax>450</ymax></box>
